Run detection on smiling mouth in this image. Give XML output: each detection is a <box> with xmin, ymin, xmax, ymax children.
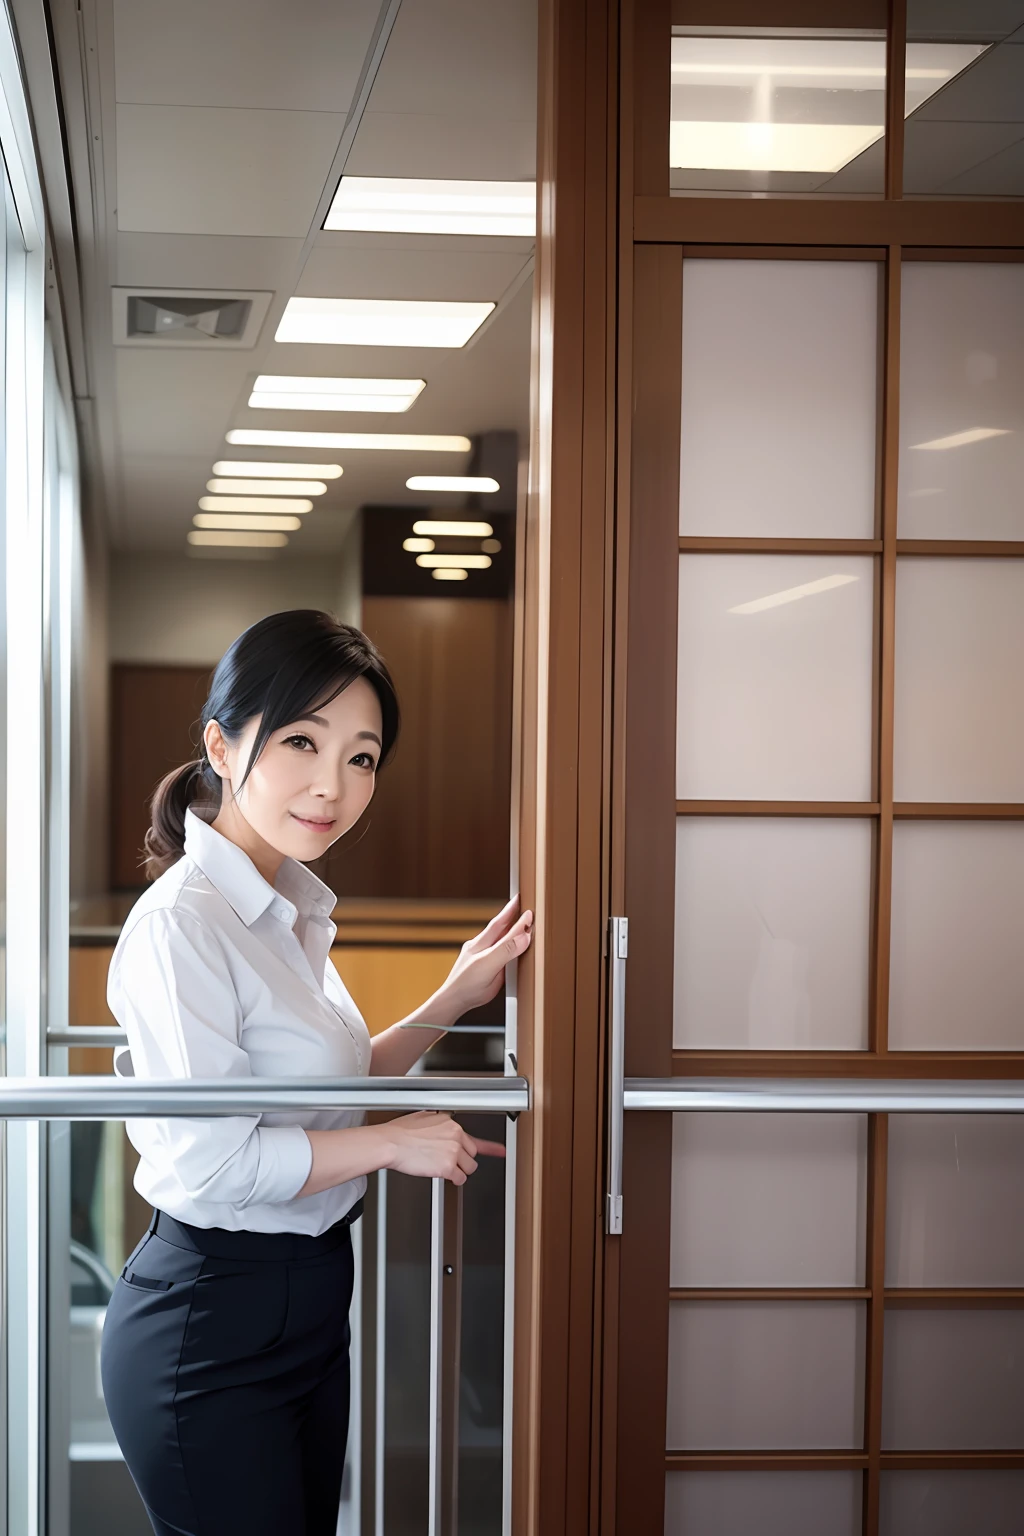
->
<box><xmin>290</xmin><ymin>813</ymin><xmax>336</xmax><ymax>830</ymax></box>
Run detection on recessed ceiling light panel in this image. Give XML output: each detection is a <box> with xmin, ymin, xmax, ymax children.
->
<box><xmin>275</xmin><ymin>297</ymin><xmax>495</xmax><ymax>348</ymax></box>
<box><xmin>412</xmin><ymin>519</ymin><xmax>493</xmax><ymax>538</ymax></box>
<box><xmin>194</xmin><ymin>513</ymin><xmax>302</xmax><ymax>531</ymax></box>
<box><xmin>198</xmin><ymin>495</ymin><xmax>313</xmax><ymax>513</ymax></box>
<box><xmin>406</xmin><ymin>475</ymin><xmax>498</xmax><ymax>492</ymax></box>
<box><xmin>226</xmin><ymin>429</ymin><xmax>472</xmax><ymax>452</ymax></box>
<box><xmin>249</xmin><ymin>375</ymin><xmax>426</xmax><ymax>413</ymax></box>
<box><xmin>212</xmin><ymin>460</ymin><xmax>343</xmax><ymax>479</ymax></box>
<box><xmin>415</xmin><ymin>553</ymin><xmax>492</xmax><ymax>570</ymax></box>
<box><xmin>206</xmin><ymin>478</ymin><xmax>327</xmax><ymax>496</ymax></box>
<box><xmin>188</xmin><ymin>530</ymin><xmax>288</xmax><ymax>548</ymax></box>
<box><xmin>324</xmin><ymin>176</ymin><xmax>536</xmax><ymax>237</ymax></box>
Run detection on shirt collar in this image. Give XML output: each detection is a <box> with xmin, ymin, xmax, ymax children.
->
<box><xmin>183</xmin><ymin>806</ymin><xmax>337</xmax><ymax>929</ymax></box>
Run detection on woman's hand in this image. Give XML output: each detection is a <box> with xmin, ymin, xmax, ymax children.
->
<box><xmin>434</xmin><ymin>896</ymin><xmax>533</xmax><ymax>1020</ymax></box>
<box><xmin>375</xmin><ymin>1111</ymin><xmax>505</xmax><ymax>1185</ymax></box>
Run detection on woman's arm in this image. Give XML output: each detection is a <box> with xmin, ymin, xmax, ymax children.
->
<box><xmin>368</xmin><ymin>897</ymin><xmax>533</xmax><ymax>1077</ymax></box>
<box><xmin>296</xmin><ymin>1111</ymin><xmax>504</xmax><ymax>1197</ymax></box>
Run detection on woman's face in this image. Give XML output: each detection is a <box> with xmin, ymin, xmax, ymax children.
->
<box><xmin>206</xmin><ymin>676</ymin><xmax>384</xmax><ymax>864</ymax></box>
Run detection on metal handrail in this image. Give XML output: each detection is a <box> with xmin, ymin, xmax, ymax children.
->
<box><xmin>0</xmin><ymin>1075</ymin><xmax>529</xmax><ymax>1118</ymax></box>
<box><xmin>624</xmin><ymin>1077</ymin><xmax>1024</xmax><ymax>1113</ymax></box>
<box><xmin>46</xmin><ymin>1024</ymin><xmax>505</xmax><ymax>1046</ymax></box>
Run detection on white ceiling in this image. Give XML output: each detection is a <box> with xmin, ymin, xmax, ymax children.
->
<box><xmin>65</xmin><ymin>0</ymin><xmax>537</xmax><ymax>555</ymax></box>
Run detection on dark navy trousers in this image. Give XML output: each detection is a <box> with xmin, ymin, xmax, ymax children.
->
<box><xmin>100</xmin><ymin>1203</ymin><xmax>360</xmax><ymax>1536</ymax></box>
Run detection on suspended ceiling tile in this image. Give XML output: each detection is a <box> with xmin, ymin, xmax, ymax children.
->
<box><xmin>115</xmin><ymin>104</ymin><xmax>344</xmax><ymax>236</ymax></box>
<box><xmin>358</xmin><ymin>0</ymin><xmax>536</xmax><ymax>120</ymax></box>
<box><xmin>937</xmin><ymin>131</ymin><xmax>1024</xmax><ymax>193</ymax></box>
<box><xmin>907</xmin><ymin>2</ymin><xmax>1024</xmax><ymax>41</ymax></box>
<box><xmin>903</xmin><ymin>120</ymin><xmax>1024</xmax><ymax>193</ymax></box>
<box><xmin>115</xmin><ymin>348</ymin><xmax>253</xmax><ymax>455</ymax></box>
<box><xmin>296</xmin><ymin>242</ymin><xmax>530</xmax><ymax>302</ymax></box>
<box><xmin>116</xmin><ymin>232</ymin><xmax>303</xmax><ymax>290</ymax></box>
<box><xmin>915</xmin><ymin>42</ymin><xmax>1024</xmax><ymax>121</ymax></box>
<box><xmin>345</xmin><ymin>110</ymin><xmax>536</xmax><ymax>181</ymax></box>
<box><xmin>112</xmin><ymin>0</ymin><xmax>380</xmax><ymax>112</ymax></box>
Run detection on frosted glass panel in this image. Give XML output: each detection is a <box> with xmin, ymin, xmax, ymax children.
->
<box><xmin>667</xmin><ymin>1471</ymin><xmax>862</xmax><ymax>1536</ymax></box>
<box><xmin>667</xmin><ymin>1302</ymin><xmax>865</xmax><ymax>1450</ymax></box>
<box><xmin>677</xmin><ymin>555</ymin><xmax>875</xmax><ymax>800</ymax></box>
<box><xmin>671</xmin><ymin>1113</ymin><xmax>867</xmax><ymax>1286</ymax></box>
<box><xmin>889</xmin><ymin>822</ymin><xmax>1024</xmax><ymax>1050</ymax></box>
<box><xmin>893</xmin><ymin>560</ymin><xmax>1024</xmax><ymax>801</ymax></box>
<box><xmin>882</xmin><ymin>1310</ymin><xmax>1024</xmax><ymax>1449</ymax></box>
<box><xmin>674</xmin><ymin>818</ymin><xmax>871</xmax><ymax>1049</ymax></box>
<box><xmin>679</xmin><ymin>261</ymin><xmax>878</xmax><ymax>537</ymax></box>
<box><xmin>880</xmin><ymin>1472</ymin><xmax>1024</xmax><ymax>1536</ymax></box>
<box><xmin>899</xmin><ymin>265</ymin><xmax>1024</xmax><ymax>538</ymax></box>
<box><xmin>887</xmin><ymin>1115</ymin><xmax>1024</xmax><ymax>1285</ymax></box>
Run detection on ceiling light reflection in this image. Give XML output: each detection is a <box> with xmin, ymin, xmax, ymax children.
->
<box><xmin>910</xmin><ymin>427</ymin><xmax>1011</xmax><ymax>451</ymax></box>
<box><xmin>412</xmin><ymin>519</ymin><xmax>493</xmax><ymax>538</ymax></box>
<box><xmin>729</xmin><ymin>574</ymin><xmax>858</xmax><ymax>615</ymax></box>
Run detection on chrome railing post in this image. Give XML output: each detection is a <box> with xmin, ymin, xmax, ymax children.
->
<box><xmin>427</xmin><ymin>1176</ymin><xmax>445</xmax><ymax>1536</ymax></box>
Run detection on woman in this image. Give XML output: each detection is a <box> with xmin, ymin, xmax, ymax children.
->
<box><xmin>100</xmin><ymin>608</ymin><xmax>532</xmax><ymax>1536</ymax></box>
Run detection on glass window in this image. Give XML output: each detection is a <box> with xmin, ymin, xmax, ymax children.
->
<box><xmin>881</xmin><ymin>1471</ymin><xmax>1024</xmax><ymax>1536</ymax></box>
<box><xmin>904</xmin><ymin>3</ymin><xmax>1024</xmax><ymax>198</ymax></box>
<box><xmin>680</xmin><ymin>260</ymin><xmax>879</xmax><ymax>539</ymax></box>
<box><xmin>898</xmin><ymin>264</ymin><xmax>1024</xmax><ymax>540</ymax></box>
<box><xmin>674</xmin><ymin>818</ymin><xmax>872</xmax><ymax>1050</ymax></box>
<box><xmin>667</xmin><ymin>1470</ymin><xmax>862</xmax><ymax>1536</ymax></box>
<box><xmin>667</xmin><ymin>1301</ymin><xmax>866</xmax><ymax>1450</ymax></box>
<box><xmin>882</xmin><ymin>1310</ymin><xmax>1024</xmax><ymax>1449</ymax></box>
<box><xmin>893</xmin><ymin>560</ymin><xmax>1024</xmax><ymax>803</ymax></box>
<box><xmin>886</xmin><ymin>1115</ymin><xmax>1024</xmax><ymax>1286</ymax></box>
<box><xmin>669</xmin><ymin>30</ymin><xmax>889</xmax><ymax>197</ymax></box>
<box><xmin>889</xmin><ymin>821</ymin><xmax>1024</xmax><ymax>1051</ymax></box>
<box><xmin>677</xmin><ymin>555</ymin><xmax>876</xmax><ymax>801</ymax></box>
<box><xmin>670</xmin><ymin>1113</ymin><xmax>867</xmax><ymax>1287</ymax></box>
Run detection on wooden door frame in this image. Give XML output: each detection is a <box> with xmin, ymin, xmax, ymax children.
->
<box><xmin>604</xmin><ymin>3</ymin><xmax>1024</xmax><ymax>1534</ymax></box>
<box><xmin>513</xmin><ymin>0</ymin><xmax>1024</xmax><ymax>1531</ymax></box>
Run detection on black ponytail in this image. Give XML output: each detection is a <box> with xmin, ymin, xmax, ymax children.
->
<box><xmin>142</xmin><ymin>611</ymin><xmax>399</xmax><ymax>881</ymax></box>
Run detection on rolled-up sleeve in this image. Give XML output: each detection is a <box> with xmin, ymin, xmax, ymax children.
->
<box><xmin>111</xmin><ymin>907</ymin><xmax>313</xmax><ymax>1207</ymax></box>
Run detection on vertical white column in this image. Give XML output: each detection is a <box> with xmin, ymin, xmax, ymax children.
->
<box><xmin>427</xmin><ymin>1176</ymin><xmax>445</xmax><ymax>1536</ymax></box>
<box><xmin>5</xmin><ymin>221</ymin><xmax>48</xmax><ymax>1536</ymax></box>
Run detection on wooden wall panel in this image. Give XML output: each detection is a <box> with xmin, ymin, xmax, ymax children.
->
<box><xmin>329</xmin><ymin>596</ymin><xmax>512</xmax><ymax>901</ymax></box>
<box><xmin>109</xmin><ymin>664</ymin><xmax>210</xmax><ymax>889</ymax></box>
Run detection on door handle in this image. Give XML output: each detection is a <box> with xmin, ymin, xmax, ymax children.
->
<box><xmin>605</xmin><ymin>916</ymin><xmax>628</xmax><ymax>1235</ymax></box>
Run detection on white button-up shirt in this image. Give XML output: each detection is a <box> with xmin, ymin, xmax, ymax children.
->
<box><xmin>108</xmin><ymin>805</ymin><xmax>372</xmax><ymax>1235</ymax></box>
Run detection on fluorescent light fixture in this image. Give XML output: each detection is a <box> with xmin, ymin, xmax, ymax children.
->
<box><xmin>198</xmin><ymin>495</ymin><xmax>313</xmax><ymax>513</ymax></box>
<box><xmin>482</xmin><ymin>539</ymin><xmax>502</xmax><ymax>554</ymax></box>
<box><xmin>275</xmin><ymin>297</ymin><xmax>495</xmax><ymax>349</ymax></box>
<box><xmin>729</xmin><ymin>574</ymin><xmax>858</xmax><ymax>615</ymax></box>
<box><xmin>412</xmin><ymin>519</ymin><xmax>493</xmax><ymax>538</ymax></box>
<box><xmin>670</xmin><ymin>120</ymin><xmax>882</xmax><ymax>174</ymax></box>
<box><xmin>433</xmin><ymin>568</ymin><xmax>468</xmax><ymax>581</ymax></box>
<box><xmin>188</xmin><ymin>531</ymin><xmax>289</xmax><ymax>548</ymax></box>
<box><xmin>194</xmin><ymin>513</ymin><xmax>302</xmax><ymax>532</ymax></box>
<box><xmin>416</xmin><ymin>553</ymin><xmax>492</xmax><ymax>570</ymax></box>
<box><xmin>207</xmin><ymin>478</ymin><xmax>327</xmax><ymax>496</ymax></box>
<box><xmin>325</xmin><ymin>176</ymin><xmax>536</xmax><ymax>237</ymax></box>
<box><xmin>403</xmin><ymin>537</ymin><xmax>435</xmax><ymax>553</ymax></box>
<box><xmin>227</xmin><ymin>429</ymin><xmax>472</xmax><ymax>452</ymax></box>
<box><xmin>910</xmin><ymin>427</ymin><xmax>1011</xmax><ymax>451</ymax></box>
<box><xmin>250</xmin><ymin>375</ymin><xmax>425</xmax><ymax>413</ymax></box>
<box><xmin>406</xmin><ymin>475</ymin><xmax>499</xmax><ymax>493</ymax></box>
<box><xmin>212</xmin><ymin>460</ymin><xmax>343</xmax><ymax>479</ymax></box>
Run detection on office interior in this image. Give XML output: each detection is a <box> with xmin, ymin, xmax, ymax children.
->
<box><xmin>0</xmin><ymin>0</ymin><xmax>1024</xmax><ymax>1533</ymax></box>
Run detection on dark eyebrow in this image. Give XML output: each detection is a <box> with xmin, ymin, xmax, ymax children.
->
<box><xmin>293</xmin><ymin>715</ymin><xmax>382</xmax><ymax>749</ymax></box>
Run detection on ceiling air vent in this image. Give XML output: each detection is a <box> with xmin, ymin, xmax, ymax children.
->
<box><xmin>112</xmin><ymin>287</ymin><xmax>272</xmax><ymax>349</ymax></box>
